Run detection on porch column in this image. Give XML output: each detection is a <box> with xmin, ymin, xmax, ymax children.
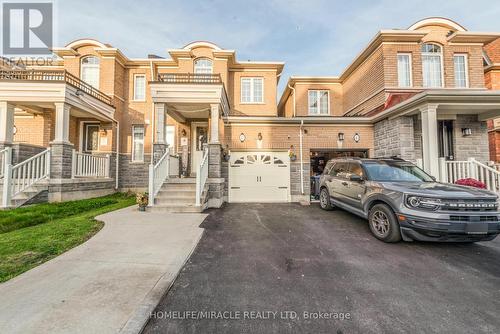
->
<box><xmin>210</xmin><ymin>103</ymin><xmax>220</xmax><ymax>144</ymax></box>
<box><xmin>0</xmin><ymin>101</ymin><xmax>15</xmax><ymax>147</ymax></box>
<box><xmin>420</xmin><ymin>104</ymin><xmax>440</xmax><ymax>178</ymax></box>
<box><xmin>50</xmin><ymin>102</ymin><xmax>73</xmax><ymax>180</ymax></box>
<box><xmin>207</xmin><ymin>103</ymin><xmax>223</xmax><ymax>207</ymax></box>
<box><xmin>153</xmin><ymin>102</ymin><xmax>167</xmax><ymax>163</ymax></box>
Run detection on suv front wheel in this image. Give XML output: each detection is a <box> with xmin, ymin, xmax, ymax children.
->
<box><xmin>368</xmin><ymin>204</ymin><xmax>401</xmax><ymax>243</ymax></box>
<box><xmin>319</xmin><ymin>188</ymin><xmax>334</xmax><ymax>211</ymax></box>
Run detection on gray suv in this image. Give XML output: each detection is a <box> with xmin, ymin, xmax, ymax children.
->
<box><xmin>319</xmin><ymin>157</ymin><xmax>500</xmax><ymax>243</ymax></box>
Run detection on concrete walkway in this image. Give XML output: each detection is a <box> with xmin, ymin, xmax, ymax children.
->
<box><xmin>0</xmin><ymin>206</ymin><xmax>206</xmax><ymax>334</ymax></box>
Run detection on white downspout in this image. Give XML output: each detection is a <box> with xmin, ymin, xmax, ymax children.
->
<box><xmin>150</xmin><ymin>60</ymin><xmax>155</xmax><ymax>164</ymax></box>
<box><xmin>115</xmin><ymin>122</ymin><xmax>120</xmax><ymax>189</ymax></box>
<box><xmin>299</xmin><ymin>119</ymin><xmax>304</xmax><ymax>195</ymax></box>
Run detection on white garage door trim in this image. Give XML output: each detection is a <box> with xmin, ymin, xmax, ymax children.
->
<box><xmin>228</xmin><ymin>151</ymin><xmax>291</xmax><ymax>203</ymax></box>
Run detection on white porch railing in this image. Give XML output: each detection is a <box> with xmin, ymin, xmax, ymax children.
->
<box><xmin>148</xmin><ymin>148</ymin><xmax>170</xmax><ymax>207</ymax></box>
<box><xmin>72</xmin><ymin>150</ymin><xmax>110</xmax><ymax>178</ymax></box>
<box><xmin>0</xmin><ymin>147</ymin><xmax>11</xmax><ymax>179</ymax></box>
<box><xmin>195</xmin><ymin>149</ymin><xmax>209</xmax><ymax>206</ymax></box>
<box><xmin>2</xmin><ymin>149</ymin><xmax>50</xmax><ymax>207</ymax></box>
<box><xmin>441</xmin><ymin>157</ymin><xmax>500</xmax><ymax>193</ymax></box>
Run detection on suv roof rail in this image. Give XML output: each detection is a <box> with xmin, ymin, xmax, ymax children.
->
<box><xmin>373</xmin><ymin>156</ymin><xmax>406</xmax><ymax>161</ymax></box>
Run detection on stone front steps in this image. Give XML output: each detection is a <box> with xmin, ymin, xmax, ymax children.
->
<box><xmin>151</xmin><ymin>178</ymin><xmax>206</xmax><ymax>213</ymax></box>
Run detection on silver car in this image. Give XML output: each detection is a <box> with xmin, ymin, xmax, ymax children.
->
<box><xmin>319</xmin><ymin>157</ymin><xmax>500</xmax><ymax>243</ymax></box>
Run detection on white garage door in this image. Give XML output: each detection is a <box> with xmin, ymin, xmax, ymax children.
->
<box><xmin>229</xmin><ymin>151</ymin><xmax>290</xmax><ymax>203</ymax></box>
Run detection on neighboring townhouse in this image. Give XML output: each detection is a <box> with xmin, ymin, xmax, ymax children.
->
<box><xmin>278</xmin><ymin>17</ymin><xmax>500</xmax><ymax>197</ymax></box>
<box><xmin>484</xmin><ymin>38</ymin><xmax>500</xmax><ymax>162</ymax></box>
<box><xmin>2</xmin><ymin>17</ymin><xmax>500</xmax><ymax>210</ymax></box>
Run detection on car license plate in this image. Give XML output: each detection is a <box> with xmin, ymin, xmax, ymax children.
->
<box><xmin>465</xmin><ymin>223</ymin><xmax>488</xmax><ymax>234</ymax></box>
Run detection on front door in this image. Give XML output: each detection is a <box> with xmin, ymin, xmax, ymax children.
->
<box><xmin>82</xmin><ymin>123</ymin><xmax>99</xmax><ymax>153</ymax></box>
<box><xmin>191</xmin><ymin>122</ymin><xmax>208</xmax><ymax>175</ymax></box>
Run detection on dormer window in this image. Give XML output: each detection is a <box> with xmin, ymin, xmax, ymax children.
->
<box><xmin>421</xmin><ymin>43</ymin><xmax>443</xmax><ymax>88</ymax></box>
<box><xmin>80</xmin><ymin>56</ymin><xmax>100</xmax><ymax>89</ymax></box>
<box><xmin>194</xmin><ymin>58</ymin><xmax>213</xmax><ymax>74</ymax></box>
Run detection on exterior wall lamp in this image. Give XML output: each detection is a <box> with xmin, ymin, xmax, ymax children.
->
<box><xmin>462</xmin><ymin>128</ymin><xmax>472</xmax><ymax>137</ymax></box>
<box><xmin>338</xmin><ymin>132</ymin><xmax>345</xmax><ymax>141</ymax></box>
<box><xmin>257</xmin><ymin>132</ymin><xmax>263</xmax><ymax>141</ymax></box>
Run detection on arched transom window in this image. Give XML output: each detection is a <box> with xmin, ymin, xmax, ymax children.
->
<box><xmin>421</xmin><ymin>43</ymin><xmax>443</xmax><ymax>88</ymax></box>
<box><xmin>194</xmin><ymin>58</ymin><xmax>213</xmax><ymax>74</ymax></box>
<box><xmin>80</xmin><ymin>56</ymin><xmax>100</xmax><ymax>89</ymax></box>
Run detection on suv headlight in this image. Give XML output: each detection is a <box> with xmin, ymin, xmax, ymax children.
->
<box><xmin>405</xmin><ymin>195</ymin><xmax>442</xmax><ymax>211</ymax></box>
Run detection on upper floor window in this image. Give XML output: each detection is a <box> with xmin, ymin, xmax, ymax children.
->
<box><xmin>421</xmin><ymin>43</ymin><xmax>443</xmax><ymax>88</ymax></box>
<box><xmin>80</xmin><ymin>56</ymin><xmax>100</xmax><ymax>89</ymax></box>
<box><xmin>308</xmin><ymin>90</ymin><xmax>329</xmax><ymax>115</ymax></box>
<box><xmin>194</xmin><ymin>58</ymin><xmax>213</xmax><ymax>74</ymax></box>
<box><xmin>241</xmin><ymin>77</ymin><xmax>263</xmax><ymax>103</ymax></box>
<box><xmin>132</xmin><ymin>125</ymin><xmax>144</xmax><ymax>162</ymax></box>
<box><xmin>397</xmin><ymin>53</ymin><xmax>412</xmax><ymax>88</ymax></box>
<box><xmin>453</xmin><ymin>54</ymin><xmax>468</xmax><ymax>88</ymax></box>
<box><xmin>133</xmin><ymin>74</ymin><xmax>146</xmax><ymax>101</ymax></box>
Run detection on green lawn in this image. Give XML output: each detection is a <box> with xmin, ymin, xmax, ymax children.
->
<box><xmin>0</xmin><ymin>193</ymin><xmax>135</xmax><ymax>283</ymax></box>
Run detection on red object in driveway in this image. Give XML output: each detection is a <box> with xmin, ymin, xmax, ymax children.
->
<box><xmin>455</xmin><ymin>178</ymin><xmax>487</xmax><ymax>189</ymax></box>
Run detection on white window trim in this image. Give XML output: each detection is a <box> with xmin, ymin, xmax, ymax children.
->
<box><xmin>133</xmin><ymin>74</ymin><xmax>146</xmax><ymax>101</ymax></box>
<box><xmin>165</xmin><ymin>125</ymin><xmax>176</xmax><ymax>153</ymax></box>
<box><xmin>453</xmin><ymin>53</ymin><xmax>469</xmax><ymax>88</ymax></box>
<box><xmin>131</xmin><ymin>125</ymin><xmax>145</xmax><ymax>163</ymax></box>
<box><xmin>397</xmin><ymin>53</ymin><xmax>413</xmax><ymax>88</ymax></box>
<box><xmin>240</xmin><ymin>77</ymin><xmax>265</xmax><ymax>104</ymax></box>
<box><xmin>422</xmin><ymin>44</ymin><xmax>444</xmax><ymax>88</ymax></box>
<box><xmin>308</xmin><ymin>90</ymin><xmax>330</xmax><ymax>116</ymax></box>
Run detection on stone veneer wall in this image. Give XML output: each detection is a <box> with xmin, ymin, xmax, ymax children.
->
<box><xmin>453</xmin><ymin>115</ymin><xmax>489</xmax><ymax>162</ymax></box>
<box><xmin>118</xmin><ymin>153</ymin><xmax>151</xmax><ymax>190</ymax></box>
<box><xmin>412</xmin><ymin>116</ymin><xmax>423</xmax><ymax>160</ymax></box>
<box><xmin>290</xmin><ymin>161</ymin><xmax>310</xmax><ymax>201</ymax></box>
<box><xmin>11</xmin><ymin>143</ymin><xmax>46</xmax><ymax>164</ymax></box>
<box><xmin>49</xmin><ymin>179</ymin><xmax>115</xmax><ymax>202</ymax></box>
<box><xmin>207</xmin><ymin>144</ymin><xmax>223</xmax><ymax>208</ymax></box>
<box><xmin>374</xmin><ymin>116</ymin><xmax>416</xmax><ymax>161</ymax></box>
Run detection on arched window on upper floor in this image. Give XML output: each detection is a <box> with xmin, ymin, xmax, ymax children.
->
<box><xmin>421</xmin><ymin>43</ymin><xmax>443</xmax><ymax>88</ymax></box>
<box><xmin>80</xmin><ymin>56</ymin><xmax>100</xmax><ymax>89</ymax></box>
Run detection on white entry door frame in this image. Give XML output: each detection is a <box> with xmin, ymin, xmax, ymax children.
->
<box><xmin>190</xmin><ymin>121</ymin><xmax>208</xmax><ymax>175</ymax></box>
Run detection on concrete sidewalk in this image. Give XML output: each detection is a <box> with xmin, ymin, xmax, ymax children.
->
<box><xmin>0</xmin><ymin>206</ymin><xmax>206</xmax><ymax>334</ymax></box>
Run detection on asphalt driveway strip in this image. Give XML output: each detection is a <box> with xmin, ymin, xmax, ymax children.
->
<box><xmin>143</xmin><ymin>203</ymin><xmax>500</xmax><ymax>334</ymax></box>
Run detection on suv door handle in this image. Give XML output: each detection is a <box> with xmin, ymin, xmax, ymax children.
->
<box><xmin>341</xmin><ymin>181</ymin><xmax>348</xmax><ymax>186</ymax></box>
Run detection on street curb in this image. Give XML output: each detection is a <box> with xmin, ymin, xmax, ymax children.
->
<box><xmin>119</xmin><ymin>228</ymin><xmax>205</xmax><ymax>334</ymax></box>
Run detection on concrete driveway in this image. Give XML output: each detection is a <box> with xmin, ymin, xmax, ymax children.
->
<box><xmin>144</xmin><ymin>203</ymin><xmax>500</xmax><ymax>334</ymax></box>
<box><xmin>0</xmin><ymin>206</ymin><xmax>206</xmax><ymax>334</ymax></box>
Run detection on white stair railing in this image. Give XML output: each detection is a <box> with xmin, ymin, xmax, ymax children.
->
<box><xmin>0</xmin><ymin>147</ymin><xmax>12</xmax><ymax>179</ymax></box>
<box><xmin>195</xmin><ymin>149</ymin><xmax>209</xmax><ymax>206</ymax></box>
<box><xmin>72</xmin><ymin>150</ymin><xmax>110</xmax><ymax>178</ymax></box>
<box><xmin>148</xmin><ymin>148</ymin><xmax>170</xmax><ymax>207</ymax></box>
<box><xmin>3</xmin><ymin>149</ymin><xmax>51</xmax><ymax>207</ymax></box>
<box><xmin>442</xmin><ymin>158</ymin><xmax>500</xmax><ymax>194</ymax></box>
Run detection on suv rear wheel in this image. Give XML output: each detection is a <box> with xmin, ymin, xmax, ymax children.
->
<box><xmin>319</xmin><ymin>188</ymin><xmax>334</xmax><ymax>211</ymax></box>
<box><xmin>368</xmin><ymin>204</ymin><xmax>401</xmax><ymax>243</ymax></box>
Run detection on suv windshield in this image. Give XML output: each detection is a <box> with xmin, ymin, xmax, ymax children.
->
<box><xmin>363</xmin><ymin>162</ymin><xmax>434</xmax><ymax>182</ymax></box>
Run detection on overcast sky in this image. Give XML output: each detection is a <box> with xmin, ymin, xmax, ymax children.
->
<box><xmin>56</xmin><ymin>0</ymin><xmax>500</xmax><ymax>94</ymax></box>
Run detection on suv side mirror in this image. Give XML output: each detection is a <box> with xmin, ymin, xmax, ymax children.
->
<box><xmin>350</xmin><ymin>175</ymin><xmax>363</xmax><ymax>182</ymax></box>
